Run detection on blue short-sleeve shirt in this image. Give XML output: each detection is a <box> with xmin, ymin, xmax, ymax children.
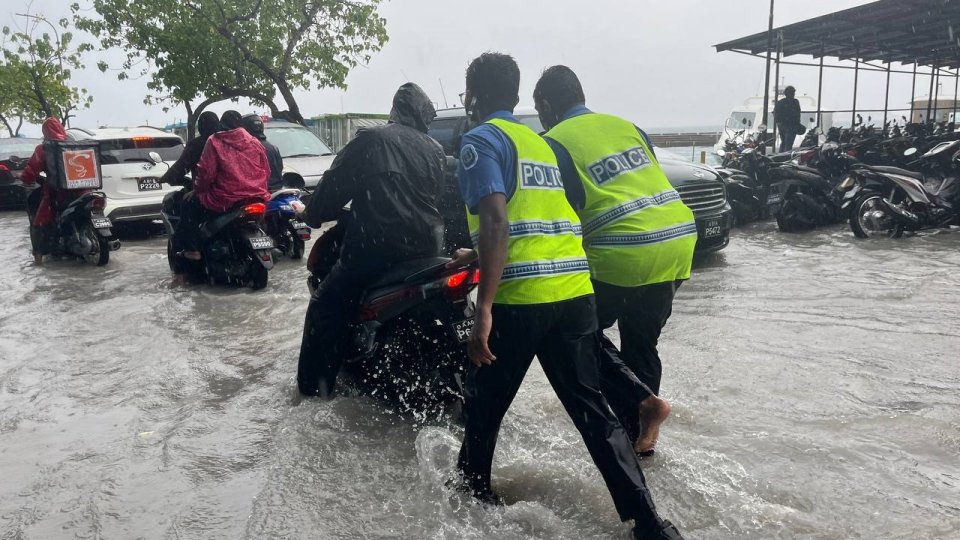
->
<box><xmin>456</xmin><ymin>111</ymin><xmax>521</xmax><ymax>214</ymax></box>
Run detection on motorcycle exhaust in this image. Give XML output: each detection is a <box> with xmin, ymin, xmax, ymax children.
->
<box><xmin>109</xmin><ymin>240</ymin><xmax>121</xmax><ymax>251</ymax></box>
<box><xmin>877</xmin><ymin>198</ymin><xmax>920</xmax><ymax>224</ymax></box>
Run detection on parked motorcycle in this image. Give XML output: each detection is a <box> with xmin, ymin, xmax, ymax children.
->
<box><xmin>839</xmin><ymin>141</ymin><xmax>960</xmax><ymax>238</ymax></box>
<box><xmin>304</xmin><ymin>226</ymin><xmax>478</xmax><ymax>409</ymax></box>
<box><xmin>154</xmin><ymin>152</ymin><xmax>275</xmax><ymax>289</ymax></box>
<box><xmin>716</xmin><ymin>147</ymin><xmax>787</xmax><ymax>225</ymax></box>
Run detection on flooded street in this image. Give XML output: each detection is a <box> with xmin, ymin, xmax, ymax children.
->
<box><xmin>1</xmin><ymin>210</ymin><xmax>958</xmax><ymax>539</ymax></box>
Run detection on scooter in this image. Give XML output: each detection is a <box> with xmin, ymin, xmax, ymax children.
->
<box><xmin>839</xmin><ymin>141</ymin><xmax>960</xmax><ymax>238</ymax></box>
<box><xmin>715</xmin><ymin>147</ymin><xmax>788</xmax><ymax>225</ymax></box>
<box><xmin>265</xmin><ymin>176</ymin><xmax>310</xmax><ymax>260</ymax></box>
<box><xmin>303</xmin><ymin>224</ymin><xmax>478</xmax><ymax>410</ymax></box>
<box><xmin>154</xmin><ymin>153</ymin><xmax>275</xmax><ymax>289</ymax></box>
<box><xmin>26</xmin><ymin>178</ymin><xmax>120</xmax><ymax>266</ymax></box>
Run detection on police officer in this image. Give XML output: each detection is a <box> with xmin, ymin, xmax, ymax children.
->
<box><xmin>534</xmin><ymin>65</ymin><xmax>697</xmax><ymax>456</ymax></box>
<box><xmin>448</xmin><ymin>52</ymin><xmax>683</xmax><ymax>540</ymax></box>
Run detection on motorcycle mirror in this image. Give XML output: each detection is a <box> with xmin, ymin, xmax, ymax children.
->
<box><xmin>148</xmin><ymin>151</ymin><xmax>162</xmax><ymax>164</ymax></box>
<box><xmin>904</xmin><ymin>147</ymin><xmax>918</xmax><ymax>157</ymax></box>
<box><xmin>282</xmin><ymin>174</ymin><xmax>306</xmax><ymax>189</ymax></box>
<box><xmin>717</xmin><ymin>149</ymin><xmax>726</xmax><ymax>157</ymax></box>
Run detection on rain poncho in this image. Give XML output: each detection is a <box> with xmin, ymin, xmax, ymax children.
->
<box><xmin>302</xmin><ymin>82</ymin><xmax>445</xmax><ymax>266</ymax></box>
<box><xmin>194</xmin><ymin>126</ymin><xmax>270</xmax><ymax>213</ymax></box>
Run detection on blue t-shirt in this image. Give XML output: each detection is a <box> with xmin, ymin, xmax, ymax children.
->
<box><xmin>544</xmin><ymin>105</ymin><xmax>657</xmax><ymax>211</ymax></box>
<box><xmin>456</xmin><ymin>111</ymin><xmax>521</xmax><ymax>214</ymax></box>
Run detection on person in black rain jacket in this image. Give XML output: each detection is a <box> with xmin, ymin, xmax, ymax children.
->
<box><xmin>297</xmin><ymin>82</ymin><xmax>446</xmax><ymax>397</ymax></box>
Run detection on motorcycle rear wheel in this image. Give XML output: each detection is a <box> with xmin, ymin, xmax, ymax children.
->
<box><xmin>850</xmin><ymin>194</ymin><xmax>904</xmax><ymax>239</ymax></box>
<box><xmin>249</xmin><ymin>262</ymin><xmax>269</xmax><ymax>290</ymax></box>
<box><xmin>81</xmin><ymin>224</ymin><xmax>110</xmax><ymax>266</ymax></box>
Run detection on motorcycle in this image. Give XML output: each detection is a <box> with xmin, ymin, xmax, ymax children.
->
<box><xmin>265</xmin><ymin>177</ymin><xmax>310</xmax><ymax>260</ymax></box>
<box><xmin>716</xmin><ymin>147</ymin><xmax>787</xmax><ymax>225</ymax></box>
<box><xmin>154</xmin><ymin>153</ymin><xmax>275</xmax><ymax>289</ymax></box>
<box><xmin>27</xmin><ymin>179</ymin><xmax>120</xmax><ymax>266</ymax></box>
<box><xmin>304</xmin><ymin>224</ymin><xmax>478</xmax><ymax>410</ymax></box>
<box><xmin>839</xmin><ymin>141</ymin><xmax>960</xmax><ymax>238</ymax></box>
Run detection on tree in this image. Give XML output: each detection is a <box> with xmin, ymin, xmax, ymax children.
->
<box><xmin>1</xmin><ymin>8</ymin><xmax>92</xmax><ymax>133</ymax></box>
<box><xmin>77</xmin><ymin>0</ymin><xmax>389</xmax><ymax>134</ymax></box>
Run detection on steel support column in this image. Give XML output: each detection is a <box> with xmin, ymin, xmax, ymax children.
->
<box><xmin>883</xmin><ymin>63</ymin><xmax>891</xmax><ymax>128</ymax></box>
<box><xmin>954</xmin><ymin>69</ymin><xmax>959</xmax><ymax>124</ymax></box>
<box><xmin>773</xmin><ymin>32</ymin><xmax>782</xmax><ymax>150</ymax></box>
<box><xmin>761</xmin><ymin>0</ymin><xmax>775</xmax><ymax>154</ymax></box>
<box><xmin>927</xmin><ymin>63</ymin><xmax>936</xmax><ymax>122</ymax></box>
<box><xmin>910</xmin><ymin>63</ymin><xmax>917</xmax><ymax>121</ymax></box>
<box><xmin>816</xmin><ymin>46</ymin><xmax>824</xmax><ymax>127</ymax></box>
<box><xmin>852</xmin><ymin>55</ymin><xmax>860</xmax><ymax>126</ymax></box>
<box><xmin>933</xmin><ymin>65</ymin><xmax>941</xmax><ymax>122</ymax></box>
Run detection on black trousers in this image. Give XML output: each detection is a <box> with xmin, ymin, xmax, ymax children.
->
<box><xmin>297</xmin><ymin>260</ymin><xmax>380</xmax><ymax>397</ymax></box>
<box><xmin>456</xmin><ymin>295</ymin><xmax>662</xmax><ymax>525</ymax></box>
<box><xmin>595</xmin><ymin>280</ymin><xmax>680</xmax><ymax>400</ymax></box>
<box><xmin>176</xmin><ymin>195</ymin><xmax>218</xmax><ymax>251</ymax></box>
<box><xmin>778</xmin><ymin>124</ymin><xmax>797</xmax><ymax>153</ymax></box>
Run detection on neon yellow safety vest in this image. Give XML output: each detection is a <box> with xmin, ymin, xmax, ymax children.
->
<box><xmin>466</xmin><ymin>118</ymin><xmax>593</xmax><ymax>305</ymax></box>
<box><xmin>545</xmin><ymin>113</ymin><xmax>697</xmax><ymax>287</ymax></box>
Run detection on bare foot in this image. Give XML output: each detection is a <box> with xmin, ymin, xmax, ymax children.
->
<box><xmin>635</xmin><ymin>396</ymin><xmax>671</xmax><ymax>455</ymax></box>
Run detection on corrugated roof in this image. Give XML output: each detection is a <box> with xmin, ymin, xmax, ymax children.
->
<box><xmin>715</xmin><ymin>0</ymin><xmax>960</xmax><ymax>69</ymax></box>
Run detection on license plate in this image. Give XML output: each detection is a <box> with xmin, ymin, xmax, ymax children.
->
<box><xmin>137</xmin><ymin>177</ymin><xmax>162</xmax><ymax>191</ymax></box>
<box><xmin>249</xmin><ymin>236</ymin><xmax>274</xmax><ymax>250</ymax></box>
<box><xmin>703</xmin><ymin>219</ymin><xmax>722</xmax><ymax>238</ymax></box>
<box><xmin>91</xmin><ymin>217</ymin><xmax>112</xmax><ymax>229</ymax></box>
<box><xmin>766</xmin><ymin>192</ymin><xmax>783</xmax><ymax>205</ymax></box>
<box><xmin>293</xmin><ymin>221</ymin><xmax>310</xmax><ymax>230</ymax></box>
<box><xmin>451</xmin><ymin>318</ymin><xmax>474</xmax><ymax>343</ymax></box>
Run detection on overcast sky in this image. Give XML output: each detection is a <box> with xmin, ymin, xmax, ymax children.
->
<box><xmin>4</xmin><ymin>0</ymin><xmax>951</xmax><ymax>136</ymax></box>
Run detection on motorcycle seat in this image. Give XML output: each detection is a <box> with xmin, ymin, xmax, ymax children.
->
<box><xmin>861</xmin><ymin>165</ymin><xmax>925</xmax><ymax>181</ymax></box>
<box><xmin>367</xmin><ymin>256</ymin><xmax>453</xmax><ymax>289</ymax></box>
<box><xmin>270</xmin><ymin>189</ymin><xmax>301</xmax><ymax>200</ymax></box>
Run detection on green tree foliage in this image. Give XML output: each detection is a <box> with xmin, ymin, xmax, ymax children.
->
<box><xmin>77</xmin><ymin>0</ymin><xmax>389</xmax><ymax>135</ymax></box>
<box><xmin>0</xmin><ymin>12</ymin><xmax>92</xmax><ymax>136</ymax></box>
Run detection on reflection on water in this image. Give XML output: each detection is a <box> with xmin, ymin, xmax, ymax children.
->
<box><xmin>1</xmin><ymin>211</ymin><xmax>958</xmax><ymax>539</ymax></box>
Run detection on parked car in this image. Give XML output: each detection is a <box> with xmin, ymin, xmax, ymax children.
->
<box><xmin>0</xmin><ymin>137</ymin><xmax>42</xmax><ymax>209</ymax></box>
<box><xmin>67</xmin><ymin>127</ymin><xmax>184</xmax><ymax>223</ymax></box>
<box><xmin>428</xmin><ymin>108</ymin><xmax>732</xmax><ymax>253</ymax></box>
<box><xmin>262</xmin><ymin>120</ymin><xmax>336</xmax><ymax>190</ymax></box>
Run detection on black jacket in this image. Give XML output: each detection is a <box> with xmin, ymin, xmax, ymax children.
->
<box><xmin>262</xmin><ymin>139</ymin><xmax>283</xmax><ymax>191</ymax></box>
<box><xmin>774</xmin><ymin>97</ymin><xmax>801</xmax><ymax>126</ymax></box>
<box><xmin>303</xmin><ymin>83</ymin><xmax>445</xmax><ymax>267</ymax></box>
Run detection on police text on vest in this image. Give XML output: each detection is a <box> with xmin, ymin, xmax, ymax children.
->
<box><xmin>588</xmin><ymin>147</ymin><xmax>652</xmax><ymax>185</ymax></box>
<box><xmin>520</xmin><ymin>161</ymin><xmax>565</xmax><ymax>190</ymax></box>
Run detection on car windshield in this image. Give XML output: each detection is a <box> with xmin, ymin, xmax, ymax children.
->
<box><xmin>0</xmin><ymin>139</ymin><xmax>42</xmax><ymax>158</ymax></box>
<box><xmin>98</xmin><ymin>137</ymin><xmax>183</xmax><ymax>164</ymax></box>
<box><xmin>265</xmin><ymin>126</ymin><xmax>333</xmax><ymax>158</ymax></box>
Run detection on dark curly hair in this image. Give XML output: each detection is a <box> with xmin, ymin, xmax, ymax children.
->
<box><xmin>465</xmin><ymin>52</ymin><xmax>520</xmax><ymax>112</ymax></box>
<box><xmin>533</xmin><ymin>65</ymin><xmax>585</xmax><ymax>116</ymax></box>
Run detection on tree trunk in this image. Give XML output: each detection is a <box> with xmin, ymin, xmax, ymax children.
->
<box><xmin>275</xmin><ymin>80</ymin><xmax>305</xmax><ymax>125</ymax></box>
<box><xmin>185</xmin><ymin>101</ymin><xmax>196</xmax><ymax>141</ymax></box>
<box><xmin>0</xmin><ymin>114</ymin><xmax>14</xmax><ymax>138</ymax></box>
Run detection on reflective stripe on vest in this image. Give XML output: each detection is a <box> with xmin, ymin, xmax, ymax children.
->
<box><xmin>545</xmin><ymin>113</ymin><xmax>697</xmax><ymax>287</ymax></box>
<box><xmin>466</xmin><ymin>117</ymin><xmax>593</xmax><ymax>305</ymax></box>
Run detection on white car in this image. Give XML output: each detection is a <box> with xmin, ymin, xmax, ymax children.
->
<box><xmin>262</xmin><ymin>120</ymin><xmax>336</xmax><ymax>189</ymax></box>
<box><xmin>67</xmin><ymin>126</ymin><xmax>184</xmax><ymax>223</ymax></box>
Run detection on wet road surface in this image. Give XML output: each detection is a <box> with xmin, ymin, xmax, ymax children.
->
<box><xmin>1</xmin><ymin>210</ymin><xmax>958</xmax><ymax>539</ymax></box>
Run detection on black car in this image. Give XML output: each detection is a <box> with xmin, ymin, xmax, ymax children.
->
<box><xmin>0</xmin><ymin>138</ymin><xmax>41</xmax><ymax>209</ymax></box>
<box><xmin>428</xmin><ymin>108</ymin><xmax>732</xmax><ymax>253</ymax></box>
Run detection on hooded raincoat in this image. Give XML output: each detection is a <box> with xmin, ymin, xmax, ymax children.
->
<box><xmin>194</xmin><ymin>127</ymin><xmax>270</xmax><ymax>212</ymax></box>
<box><xmin>303</xmin><ymin>82</ymin><xmax>445</xmax><ymax>267</ymax></box>
<box><xmin>20</xmin><ymin>117</ymin><xmax>68</xmax><ymax>227</ymax></box>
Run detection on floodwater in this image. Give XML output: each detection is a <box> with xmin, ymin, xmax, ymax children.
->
<box><xmin>1</xmin><ymin>211</ymin><xmax>958</xmax><ymax>540</ymax></box>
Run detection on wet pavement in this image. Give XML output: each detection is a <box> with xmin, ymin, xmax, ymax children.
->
<box><xmin>1</xmin><ymin>209</ymin><xmax>958</xmax><ymax>539</ymax></box>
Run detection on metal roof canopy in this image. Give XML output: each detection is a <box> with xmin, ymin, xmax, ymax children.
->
<box><xmin>714</xmin><ymin>0</ymin><xmax>960</xmax><ymax>152</ymax></box>
<box><xmin>715</xmin><ymin>0</ymin><xmax>960</xmax><ymax>69</ymax></box>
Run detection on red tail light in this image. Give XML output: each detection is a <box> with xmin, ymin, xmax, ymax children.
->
<box><xmin>243</xmin><ymin>203</ymin><xmax>266</xmax><ymax>216</ymax></box>
<box><xmin>446</xmin><ymin>270</ymin><xmax>469</xmax><ymax>288</ymax></box>
<box><xmin>0</xmin><ymin>164</ymin><xmax>9</xmax><ymax>172</ymax></box>
<box><xmin>90</xmin><ymin>196</ymin><xmax>106</xmax><ymax>210</ymax></box>
<box><xmin>444</xmin><ymin>268</ymin><xmax>480</xmax><ymax>298</ymax></box>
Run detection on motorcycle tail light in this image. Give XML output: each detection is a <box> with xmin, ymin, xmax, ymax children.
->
<box><xmin>243</xmin><ymin>203</ymin><xmax>266</xmax><ymax>216</ymax></box>
<box><xmin>0</xmin><ymin>164</ymin><xmax>8</xmax><ymax>172</ymax></box>
<box><xmin>90</xmin><ymin>196</ymin><xmax>107</xmax><ymax>210</ymax></box>
<box><xmin>299</xmin><ymin>231</ymin><xmax>312</xmax><ymax>240</ymax></box>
